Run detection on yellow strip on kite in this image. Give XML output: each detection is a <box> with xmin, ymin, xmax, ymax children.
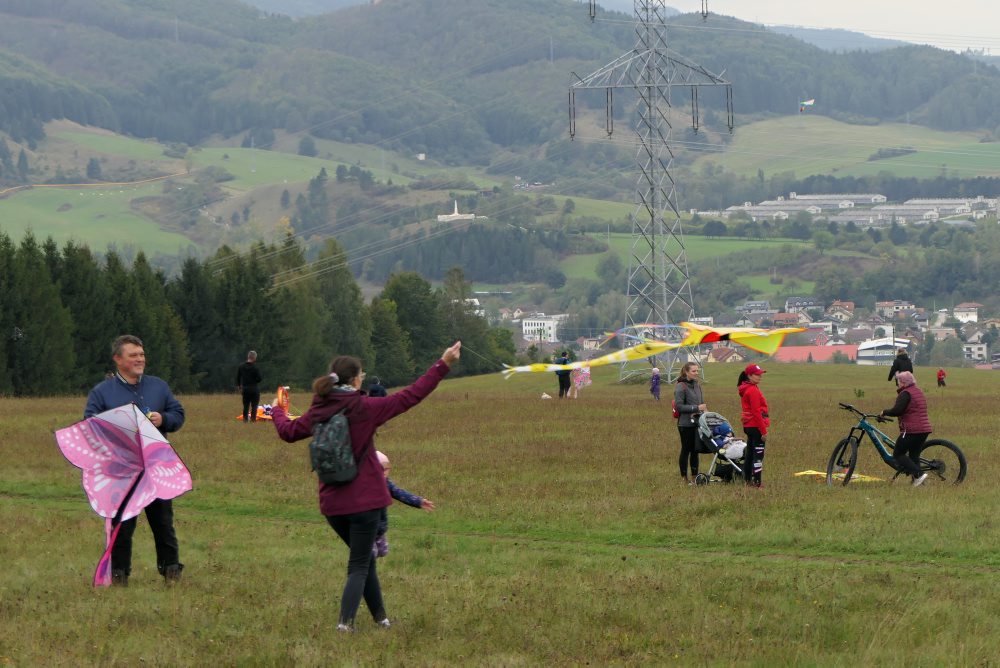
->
<box><xmin>679</xmin><ymin>322</ymin><xmax>806</xmax><ymax>356</ymax></box>
<box><xmin>501</xmin><ymin>340</ymin><xmax>680</xmax><ymax>379</ymax></box>
<box><xmin>501</xmin><ymin>323</ymin><xmax>805</xmax><ymax>378</ymax></box>
<box><xmin>794</xmin><ymin>470</ymin><xmax>884</xmax><ymax>482</ymax></box>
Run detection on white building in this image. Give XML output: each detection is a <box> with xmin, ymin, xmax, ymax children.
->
<box><xmin>522</xmin><ymin>314</ymin><xmax>568</xmax><ymax>343</ymax></box>
<box><xmin>437</xmin><ymin>201</ymin><xmax>476</xmax><ymax>222</ymax></box>
<box><xmin>954</xmin><ymin>302</ymin><xmax>983</xmax><ymax>323</ymax></box>
<box><xmin>964</xmin><ymin>342</ymin><xmax>988</xmax><ymax>362</ymax></box>
<box><xmin>856</xmin><ymin>337</ymin><xmax>911</xmax><ymax>366</ymax></box>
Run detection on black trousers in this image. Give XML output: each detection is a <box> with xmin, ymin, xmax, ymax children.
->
<box><xmin>893</xmin><ymin>432</ymin><xmax>929</xmax><ymax>478</ymax></box>
<box><xmin>111</xmin><ymin>498</ymin><xmax>181</xmax><ymax>576</ymax></box>
<box><xmin>242</xmin><ymin>389</ymin><xmax>261</xmax><ymax>422</ymax></box>
<box><xmin>677</xmin><ymin>425</ymin><xmax>700</xmax><ymax>477</ymax></box>
<box><xmin>557</xmin><ymin>374</ymin><xmax>571</xmax><ymax>398</ymax></box>
<box><xmin>326</xmin><ymin>509</ymin><xmax>386</xmax><ymax>625</ymax></box>
<box><xmin>743</xmin><ymin>427</ymin><xmax>766</xmax><ymax>485</ymax></box>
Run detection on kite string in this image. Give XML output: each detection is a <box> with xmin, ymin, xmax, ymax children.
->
<box><xmin>458</xmin><ymin>344</ymin><xmax>502</xmax><ymax>369</ymax></box>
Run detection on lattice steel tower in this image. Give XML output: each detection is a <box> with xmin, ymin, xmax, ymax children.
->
<box><xmin>569</xmin><ymin>1</ymin><xmax>733</xmax><ymax>379</ymax></box>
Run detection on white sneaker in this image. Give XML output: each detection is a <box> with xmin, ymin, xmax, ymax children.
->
<box><xmin>336</xmin><ymin>623</ymin><xmax>353</xmax><ymax>632</ymax></box>
<box><xmin>912</xmin><ymin>473</ymin><xmax>928</xmax><ymax>487</ymax></box>
<box><xmin>377</xmin><ymin>618</ymin><xmax>391</xmax><ymax>629</ymax></box>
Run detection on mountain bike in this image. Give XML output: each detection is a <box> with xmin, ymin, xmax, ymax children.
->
<box><xmin>826</xmin><ymin>402</ymin><xmax>967</xmax><ymax>486</ymax></box>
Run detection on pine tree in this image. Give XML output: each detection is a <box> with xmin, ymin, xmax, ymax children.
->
<box><xmin>381</xmin><ymin>271</ymin><xmax>443</xmax><ymax>372</ymax></box>
<box><xmin>8</xmin><ymin>232</ymin><xmax>75</xmax><ymax>394</ymax></box>
<box><xmin>369</xmin><ymin>298</ymin><xmax>414</xmax><ymax>386</ymax></box>
<box><xmin>16</xmin><ymin>149</ymin><xmax>28</xmax><ymax>181</ymax></box>
<box><xmin>312</xmin><ymin>238</ymin><xmax>372</xmax><ymax>362</ymax></box>
<box><xmin>59</xmin><ymin>241</ymin><xmax>118</xmax><ymax>389</ymax></box>
<box><xmin>0</xmin><ymin>232</ymin><xmax>15</xmax><ymax>393</ymax></box>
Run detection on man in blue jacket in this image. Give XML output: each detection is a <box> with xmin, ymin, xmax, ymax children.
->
<box><xmin>84</xmin><ymin>334</ymin><xmax>186</xmax><ymax>586</ymax></box>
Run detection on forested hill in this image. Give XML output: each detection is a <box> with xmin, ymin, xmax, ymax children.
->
<box><xmin>1</xmin><ymin>0</ymin><xmax>999</xmax><ymax>160</ymax></box>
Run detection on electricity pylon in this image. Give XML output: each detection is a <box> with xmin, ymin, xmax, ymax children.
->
<box><xmin>569</xmin><ymin>1</ymin><xmax>733</xmax><ymax>380</ymax></box>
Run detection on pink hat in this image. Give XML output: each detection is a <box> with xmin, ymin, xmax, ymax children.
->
<box><xmin>895</xmin><ymin>371</ymin><xmax>915</xmax><ymax>388</ymax></box>
<box><xmin>744</xmin><ymin>363</ymin><xmax>766</xmax><ymax>376</ymax></box>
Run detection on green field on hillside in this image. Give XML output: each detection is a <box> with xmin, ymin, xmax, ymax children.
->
<box><xmin>538</xmin><ymin>195</ymin><xmax>633</xmax><ymax>223</ymax></box>
<box><xmin>561</xmin><ymin>233</ymin><xmax>813</xmax><ymax>279</ymax></box>
<box><xmin>3</xmin><ymin>364</ymin><xmax>998</xmax><ymax>664</ymax></box>
<box><xmin>0</xmin><ymin>185</ymin><xmax>195</xmax><ymax>255</ymax></box>
<box><xmin>698</xmin><ymin>116</ymin><xmax>998</xmax><ymax>180</ymax></box>
<box><xmin>52</xmin><ymin>129</ymin><xmax>176</xmax><ymax>163</ymax></box>
<box><xmin>743</xmin><ymin>274</ymin><xmax>817</xmax><ymax>299</ymax></box>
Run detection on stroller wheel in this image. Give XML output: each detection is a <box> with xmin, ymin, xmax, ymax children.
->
<box><xmin>694</xmin><ymin>473</ymin><xmax>710</xmax><ymax>486</ymax></box>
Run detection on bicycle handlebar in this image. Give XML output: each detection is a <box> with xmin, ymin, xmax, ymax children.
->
<box><xmin>838</xmin><ymin>402</ymin><xmax>892</xmax><ymax>423</ymax></box>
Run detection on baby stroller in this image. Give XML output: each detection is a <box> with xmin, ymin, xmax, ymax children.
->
<box><xmin>693</xmin><ymin>412</ymin><xmax>746</xmax><ymax>485</ymax></box>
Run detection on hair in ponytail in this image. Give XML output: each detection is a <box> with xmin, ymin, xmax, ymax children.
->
<box><xmin>737</xmin><ymin>370</ymin><xmax>749</xmax><ymax>386</ymax></box>
<box><xmin>312</xmin><ymin>355</ymin><xmax>363</xmax><ymax>396</ymax></box>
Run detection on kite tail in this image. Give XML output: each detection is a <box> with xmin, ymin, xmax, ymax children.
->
<box><xmin>93</xmin><ymin>519</ymin><xmax>122</xmax><ymax>587</ymax></box>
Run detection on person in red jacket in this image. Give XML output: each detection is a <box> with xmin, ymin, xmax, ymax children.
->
<box><xmin>879</xmin><ymin>370</ymin><xmax>931</xmax><ymax>487</ymax></box>
<box><xmin>937</xmin><ymin>368</ymin><xmax>947</xmax><ymax>388</ymax></box>
<box><xmin>737</xmin><ymin>363</ymin><xmax>770</xmax><ymax>487</ymax></box>
<box><xmin>272</xmin><ymin>341</ymin><xmax>461</xmax><ymax>631</ymax></box>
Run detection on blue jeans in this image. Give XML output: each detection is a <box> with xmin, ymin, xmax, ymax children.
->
<box><xmin>326</xmin><ymin>509</ymin><xmax>386</xmax><ymax>625</ymax></box>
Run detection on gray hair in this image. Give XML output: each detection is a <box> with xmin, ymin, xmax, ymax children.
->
<box><xmin>248</xmin><ymin>350</ymin><xmax>258</xmax><ymax>361</ymax></box>
<box><xmin>111</xmin><ymin>334</ymin><xmax>143</xmax><ymax>358</ymax></box>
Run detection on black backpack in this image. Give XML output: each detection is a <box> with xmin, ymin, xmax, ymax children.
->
<box><xmin>309</xmin><ymin>408</ymin><xmax>368</xmax><ymax>485</ymax></box>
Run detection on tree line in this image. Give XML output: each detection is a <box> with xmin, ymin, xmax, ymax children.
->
<box><xmin>0</xmin><ymin>230</ymin><xmax>515</xmax><ymax>397</ymax></box>
<box><xmin>2</xmin><ymin>0</ymin><xmax>1000</xmax><ymax>170</ymax></box>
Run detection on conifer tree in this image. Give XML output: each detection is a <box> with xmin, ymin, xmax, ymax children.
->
<box><xmin>8</xmin><ymin>232</ymin><xmax>75</xmax><ymax>394</ymax></box>
<box><xmin>59</xmin><ymin>241</ymin><xmax>118</xmax><ymax>389</ymax></box>
<box><xmin>369</xmin><ymin>297</ymin><xmax>414</xmax><ymax>386</ymax></box>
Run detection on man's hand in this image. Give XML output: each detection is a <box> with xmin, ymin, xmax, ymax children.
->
<box><xmin>147</xmin><ymin>411</ymin><xmax>163</xmax><ymax>428</ymax></box>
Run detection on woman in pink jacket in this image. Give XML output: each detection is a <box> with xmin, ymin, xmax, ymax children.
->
<box><xmin>272</xmin><ymin>341</ymin><xmax>461</xmax><ymax>631</ymax></box>
<box><xmin>737</xmin><ymin>363</ymin><xmax>770</xmax><ymax>487</ymax></box>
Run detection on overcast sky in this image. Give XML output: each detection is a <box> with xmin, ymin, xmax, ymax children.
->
<box><xmin>666</xmin><ymin>1</ymin><xmax>1000</xmax><ymax>52</ymax></box>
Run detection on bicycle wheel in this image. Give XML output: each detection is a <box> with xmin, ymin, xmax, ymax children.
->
<box><xmin>826</xmin><ymin>436</ymin><xmax>859</xmax><ymax>487</ymax></box>
<box><xmin>915</xmin><ymin>439</ymin><xmax>967</xmax><ymax>485</ymax></box>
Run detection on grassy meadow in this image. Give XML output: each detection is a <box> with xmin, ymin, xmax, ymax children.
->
<box><xmin>0</xmin><ymin>184</ymin><xmax>196</xmax><ymax>255</ymax></box>
<box><xmin>560</xmin><ymin>234</ymin><xmax>813</xmax><ymax>280</ymax></box>
<box><xmin>695</xmin><ymin>116</ymin><xmax>1000</xmax><ymax>180</ymax></box>
<box><xmin>3</xmin><ymin>363</ymin><xmax>1000</xmax><ymax>665</ymax></box>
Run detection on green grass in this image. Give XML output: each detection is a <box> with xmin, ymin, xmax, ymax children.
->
<box><xmin>742</xmin><ymin>274</ymin><xmax>816</xmax><ymax>298</ymax></box>
<box><xmin>539</xmin><ymin>195</ymin><xmax>633</xmax><ymax>223</ymax></box>
<box><xmin>51</xmin><ymin>129</ymin><xmax>177</xmax><ymax>163</ymax></box>
<box><xmin>0</xmin><ymin>185</ymin><xmax>195</xmax><ymax>255</ymax></box>
<box><xmin>698</xmin><ymin>115</ymin><xmax>998</xmax><ymax>179</ymax></box>
<box><xmin>561</xmin><ymin>233</ymin><xmax>813</xmax><ymax>280</ymax></box>
<box><xmin>3</xmin><ymin>364</ymin><xmax>999</xmax><ymax>664</ymax></box>
<box><xmin>835</xmin><ymin>140</ymin><xmax>1000</xmax><ymax>179</ymax></box>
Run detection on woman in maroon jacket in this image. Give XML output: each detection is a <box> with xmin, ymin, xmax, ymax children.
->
<box><xmin>272</xmin><ymin>341</ymin><xmax>462</xmax><ymax>631</ymax></box>
<box><xmin>879</xmin><ymin>370</ymin><xmax>931</xmax><ymax>487</ymax></box>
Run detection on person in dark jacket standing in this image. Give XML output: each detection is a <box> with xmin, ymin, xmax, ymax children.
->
<box><xmin>84</xmin><ymin>334</ymin><xmax>186</xmax><ymax>586</ymax></box>
<box><xmin>367</xmin><ymin>376</ymin><xmax>388</xmax><ymax>397</ymax></box>
<box><xmin>879</xmin><ymin>371</ymin><xmax>930</xmax><ymax>486</ymax></box>
<box><xmin>271</xmin><ymin>341</ymin><xmax>461</xmax><ymax>631</ymax></box>
<box><xmin>237</xmin><ymin>350</ymin><xmax>263</xmax><ymax>422</ymax></box>
<box><xmin>737</xmin><ymin>363</ymin><xmax>770</xmax><ymax>487</ymax></box>
<box><xmin>674</xmin><ymin>362</ymin><xmax>707</xmax><ymax>484</ymax></box>
<box><xmin>554</xmin><ymin>351</ymin><xmax>572</xmax><ymax>398</ymax></box>
<box><xmin>887</xmin><ymin>348</ymin><xmax>913</xmax><ymax>385</ymax></box>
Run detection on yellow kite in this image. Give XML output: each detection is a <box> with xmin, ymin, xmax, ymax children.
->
<box><xmin>501</xmin><ymin>323</ymin><xmax>804</xmax><ymax>378</ymax></box>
